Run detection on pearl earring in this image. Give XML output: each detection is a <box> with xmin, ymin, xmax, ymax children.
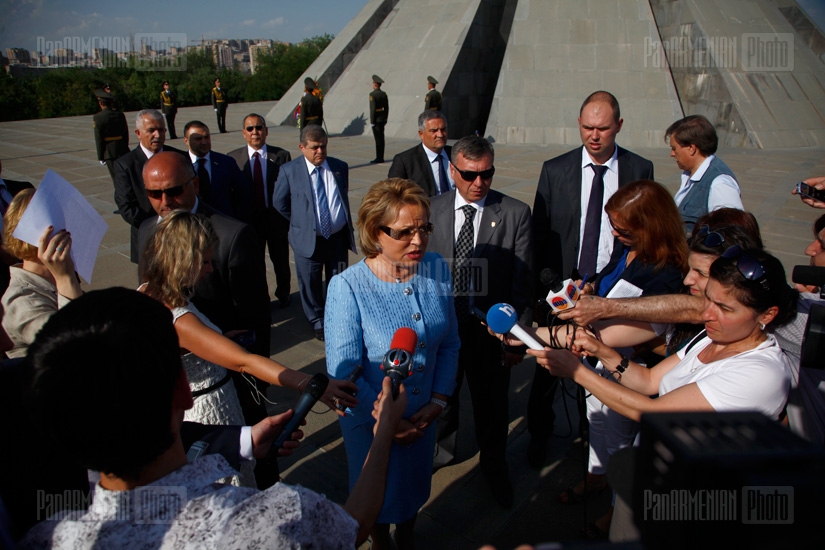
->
<box><xmin>760</xmin><ymin>323</ymin><xmax>766</xmax><ymax>331</ymax></box>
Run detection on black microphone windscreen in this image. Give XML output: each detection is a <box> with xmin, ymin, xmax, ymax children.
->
<box><xmin>540</xmin><ymin>268</ymin><xmax>562</xmax><ymax>292</ymax></box>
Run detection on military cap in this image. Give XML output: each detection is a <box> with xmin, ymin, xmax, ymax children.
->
<box><xmin>372</xmin><ymin>74</ymin><xmax>384</xmax><ymax>84</ymax></box>
<box><xmin>95</xmin><ymin>89</ymin><xmax>115</xmax><ymax>100</ymax></box>
<box><xmin>427</xmin><ymin>76</ymin><xmax>438</xmax><ymax>85</ymax></box>
<box><xmin>162</xmin><ymin>80</ymin><xmax>169</xmax><ymax>86</ymax></box>
<box><xmin>304</xmin><ymin>77</ymin><xmax>316</xmax><ymax>90</ymax></box>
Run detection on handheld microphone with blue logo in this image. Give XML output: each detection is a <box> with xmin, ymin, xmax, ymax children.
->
<box><xmin>381</xmin><ymin>327</ymin><xmax>417</xmax><ymax>399</ymax></box>
<box><xmin>486</xmin><ymin>303</ymin><xmax>547</xmax><ymax>351</ymax></box>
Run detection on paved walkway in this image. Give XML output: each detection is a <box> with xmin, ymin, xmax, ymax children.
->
<box><xmin>1</xmin><ymin>101</ymin><xmax>822</xmax><ymax>549</ymax></box>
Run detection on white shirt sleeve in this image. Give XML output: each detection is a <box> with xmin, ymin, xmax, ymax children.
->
<box><xmin>707</xmin><ymin>174</ymin><xmax>743</xmax><ymax>211</ymax></box>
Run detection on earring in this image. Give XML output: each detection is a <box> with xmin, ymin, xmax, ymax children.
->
<box><xmin>760</xmin><ymin>323</ymin><xmax>766</xmax><ymax>331</ymax></box>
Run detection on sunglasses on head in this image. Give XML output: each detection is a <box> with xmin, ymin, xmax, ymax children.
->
<box><xmin>694</xmin><ymin>224</ymin><xmax>725</xmax><ymax>248</ymax></box>
<box><xmin>720</xmin><ymin>244</ymin><xmax>769</xmax><ymax>289</ymax></box>
<box><xmin>145</xmin><ymin>178</ymin><xmax>193</xmax><ymax>200</ymax></box>
<box><xmin>451</xmin><ymin>164</ymin><xmax>495</xmax><ymax>182</ymax></box>
<box><xmin>245</xmin><ymin>125</ymin><xmax>264</xmax><ymax>132</ymax></box>
<box><xmin>379</xmin><ymin>223</ymin><xmax>434</xmax><ymax>241</ymax></box>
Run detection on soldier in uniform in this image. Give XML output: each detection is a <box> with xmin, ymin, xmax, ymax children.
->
<box><xmin>92</xmin><ymin>89</ymin><xmax>130</xmax><ymax>184</ymax></box>
<box><xmin>160</xmin><ymin>80</ymin><xmax>178</xmax><ymax>139</ymax></box>
<box><xmin>298</xmin><ymin>77</ymin><xmax>323</xmax><ymax>129</ymax></box>
<box><xmin>425</xmin><ymin>75</ymin><xmax>442</xmax><ymax>111</ymax></box>
<box><xmin>369</xmin><ymin>74</ymin><xmax>388</xmax><ymax>164</ymax></box>
<box><xmin>211</xmin><ymin>77</ymin><xmax>228</xmax><ymax>133</ymax></box>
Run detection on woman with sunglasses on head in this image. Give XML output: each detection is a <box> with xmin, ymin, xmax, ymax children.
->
<box><xmin>140</xmin><ymin>211</ymin><xmax>358</xmax><ymax>486</ymax></box>
<box><xmin>325</xmin><ymin>179</ymin><xmax>460</xmax><ymax>550</ymax></box>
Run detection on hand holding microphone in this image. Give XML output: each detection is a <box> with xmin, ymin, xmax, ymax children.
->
<box><xmin>541</xmin><ymin>268</ymin><xmax>581</xmax><ymax>314</ymax></box>
<box><xmin>381</xmin><ymin>327</ymin><xmax>417</xmax><ymax>399</ymax></box>
<box><xmin>486</xmin><ymin>303</ymin><xmax>547</xmax><ymax>351</ymax></box>
<box><xmin>269</xmin><ymin>372</ymin><xmax>329</xmax><ymax>456</ymax></box>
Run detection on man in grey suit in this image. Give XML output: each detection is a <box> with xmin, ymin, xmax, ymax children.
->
<box><xmin>527</xmin><ymin>90</ymin><xmax>654</xmax><ymax>468</ymax></box>
<box><xmin>228</xmin><ymin>114</ymin><xmax>293</xmax><ymax>307</ymax></box>
<box><xmin>182</xmin><ymin>120</ymin><xmax>251</xmax><ymax>223</ymax></box>
<box><xmin>388</xmin><ymin>111</ymin><xmax>453</xmax><ymax>197</ymax></box>
<box><xmin>427</xmin><ymin>136</ymin><xmax>533</xmax><ymax>508</ymax></box>
<box><xmin>273</xmin><ymin>126</ymin><xmax>356</xmax><ymax>341</ymax></box>
<box><xmin>113</xmin><ymin>109</ymin><xmax>185</xmax><ymax>263</ymax></box>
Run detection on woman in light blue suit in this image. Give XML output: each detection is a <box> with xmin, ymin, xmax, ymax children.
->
<box><xmin>326</xmin><ymin>179</ymin><xmax>460</xmax><ymax>550</ymax></box>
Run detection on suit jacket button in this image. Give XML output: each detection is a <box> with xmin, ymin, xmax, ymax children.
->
<box><xmin>403</xmin><ymin>287</ymin><xmax>412</xmax><ymax>295</ymax></box>
<box><xmin>417</xmin><ymin>364</ymin><xmax>424</xmax><ymax>372</ymax></box>
<box><xmin>418</xmin><ymin>341</ymin><xmax>426</xmax><ymax>349</ymax></box>
<box><xmin>412</xmin><ymin>312</ymin><xmax>421</xmax><ymax>321</ymax></box>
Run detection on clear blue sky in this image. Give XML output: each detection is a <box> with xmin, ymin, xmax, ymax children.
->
<box><xmin>1</xmin><ymin>0</ymin><xmax>369</xmax><ymax>53</ymax></box>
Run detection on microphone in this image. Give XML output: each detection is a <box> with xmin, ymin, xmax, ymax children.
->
<box><xmin>792</xmin><ymin>265</ymin><xmax>825</xmax><ymax>288</ymax></box>
<box><xmin>541</xmin><ymin>268</ymin><xmax>581</xmax><ymax>313</ymax></box>
<box><xmin>336</xmin><ymin>364</ymin><xmax>364</xmax><ymax>411</ymax></box>
<box><xmin>486</xmin><ymin>303</ymin><xmax>547</xmax><ymax>351</ymax></box>
<box><xmin>381</xmin><ymin>327</ymin><xmax>417</xmax><ymax>399</ymax></box>
<box><xmin>271</xmin><ymin>372</ymin><xmax>329</xmax><ymax>453</ymax></box>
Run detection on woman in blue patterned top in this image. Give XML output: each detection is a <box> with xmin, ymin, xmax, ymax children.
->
<box><xmin>326</xmin><ymin>178</ymin><xmax>460</xmax><ymax>550</ymax></box>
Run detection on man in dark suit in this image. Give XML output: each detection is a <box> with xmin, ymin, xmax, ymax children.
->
<box><xmin>427</xmin><ymin>136</ymin><xmax>533</xmax><ymax>508</ymax></box>
<box><xmin>160</xmin><ymin>80</ymin><xmax>178</xmax><ymax>140</ymax></box>
<box><xmin>0</xmin><ymin>159</ymin><xmax>35</xmax><ymax>295</ymax></box>
<box><xmin>228</xmin><ymin>114</ymin><xmax>292</xmax><ymax>307</ymax></box>
<box><xmin>183</xmin><ymin>120</ymin><xmax>251</xmax><ymax>222</ymax></box>
<box><xmin>368</xmin><ymin>74</ymin><xmax>388</xmax><ymax>164</ymax></box>
<box><xmin>298</xmin><ymin>78</ymin><xmax>323</xmax><ymax>129</ymax></box>
<box><xmin>92</xmin><ymin>89</ymin><xmax>129</xmax><ymax>184</ymax></box>
<box><xmin>527</xmin><ymin>90</ymin><xmax>654</xmax><ymax>467</ymax></box>
<box><xmin>273</xmin><ymin>126</ymin><xmax>356</xmax><ymax>341</ymax></box>
<box><xmin>388</xmin><ymin>110</ymin><xmax>453</xmax><ymax>197</ymax></box>
<box><xmin>113</xmin><ymin>108</ymin><xmax>185</xmax><ymax>263</ymax></box>
<box><xmin>211</xmin><ymin>78</ymin><xmax>228</xmax><ymax>133</ymax></box>
<box><xmin>137</xmin><ymin>153</ymin><xmax>276</xmax><ymax>488</ymax></box>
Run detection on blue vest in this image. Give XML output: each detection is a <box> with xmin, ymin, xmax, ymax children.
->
<box><xmin>678</xmin><ymin>156</ymin><xmax>738</xmax><ymax>234</ymax></box>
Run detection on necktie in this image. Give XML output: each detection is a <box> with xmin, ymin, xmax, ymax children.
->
<box><xmin>313</xmin><ymin>166</ymin><xmax>333</xmax><ymax>239</ymax></box>
<box><xmin>436</xmin><ymin>154</ymin><xmax>449</xmax><ymax>195</ymax></box>
<box><xmin>453</xmin><ymin>204</ymin><xmax>476</xmax><ymax>321</ymax></box>
<box><xmin>196</xmin><ymin>158</ymin><xmax>211</xmax><ymax>202</ymax></box>
<box><xmin>252</xmin><ymin>152</ymin><xmax>265</xmax><ymax>213</ymax></box>
<box><xmin>578</xmin><ymin>164</ymin><xmax>608</xmax><ymax>278</ymax></box>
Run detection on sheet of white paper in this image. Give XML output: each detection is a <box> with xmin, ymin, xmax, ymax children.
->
<box><xmin>605</xmin><ymin>278</ymin><xmax>644</xmax><ymax>299</ymax></box>
<box><xmin>12</xmin><ymin>170</ymin><xmax>107</xmax><ymax>283</ymax></box>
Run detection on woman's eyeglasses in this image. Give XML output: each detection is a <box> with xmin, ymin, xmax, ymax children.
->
<box><xmin>694</xmin><ymin>224</ymin><xmax>725</xmax><ymax>248</ymax></box>
<box><xmin>721</xmin><ymin>244</ymin><xmax>769</xmax><ymax>289</ymax></box>
<box><xmin>145</xmin><ymin>178</ymin><xmax>194</xmax><ymax>200</ymax></box>
<box><xmin>608</xmin><ymin>217</ymin><xmax>632</xmax><ymax>238</ymax></box>
<box><xmin>379</xmin><ymin>223</ymin><xmax>434</xmax><ymax>241</ymax></box>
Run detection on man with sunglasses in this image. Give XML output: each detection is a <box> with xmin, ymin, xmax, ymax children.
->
<box><xmin>273</xmin><ymin>126</ymin><xmax>356</xmax><ymax>341</ymax></box>
<box><xmin>114</xmin><ymin>109</ymin><xmax>186</xmax><ymax>264</ymax></box>
<box><xmin>527</xmin><ymin>90</ymin><xmax>654</xmax><ymax>468</ymax></box>
<box><xmin>427</xmin><ymin>135</ymin><xmax>533</xmax><ymax>507</ymax></box>
<box><xmin>228</xmin><ymin>114</ymin><xmax>293</xmax><ymax>309</ymax></box>
<box><xmin>137</xmin><ymin>153</ymin><xmax>273</xmax><ymax>487</ymax></box>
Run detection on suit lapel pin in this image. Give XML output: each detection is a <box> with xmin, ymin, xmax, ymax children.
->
<box><xmin>491</xmin><ymin>221</ymin><xmax>496</xmax><ymax>227</ymax></box>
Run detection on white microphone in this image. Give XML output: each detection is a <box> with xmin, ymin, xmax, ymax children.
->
<box><xmin>541</xmin><ymin>269</ymin><xmax>581</xmax><ymax>314</ymax></box>
<box><xmin>486</xmin><ymin>303</ymin><xmax>547</xmax><ymax>351</ymax></box>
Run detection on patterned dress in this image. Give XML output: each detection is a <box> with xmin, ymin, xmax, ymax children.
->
<box><xmin>325</xmin><ymin>253</ymin><xmax>460</xmax><ymax>524</ymax></box>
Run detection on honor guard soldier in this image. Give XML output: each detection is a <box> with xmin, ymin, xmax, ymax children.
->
<box><xmin>160</xmin><ymin>80</ymin><xmax>178</xmax><ymax>139</ymax></box>
<box><xmin>93</xmin><ymin>89</ymin><xmax>130</xmax><ymax>184</ymax></box>
<box><xmin>299</xmin><ymin>77</ymin><xmax>324</xmax><ymax>129</ymax></box>
<box><xmin>211</xmin><ymin>78</ymin><xmax>228</xmax><ymax>133</ymax></box>
<box><xmin>425</xmin><ymin>76</ymin><xmax>442</xmax><ymax>111</ymax></box>
<box><xmin>369</xmin><ymin>74</ymin><xmax>388</xmax><ymax>164</ymax></box>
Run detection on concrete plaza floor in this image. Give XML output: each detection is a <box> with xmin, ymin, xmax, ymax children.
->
<box><xmin>1</xmin><ymin>100</ymin><xmax>823</xmax><ymax>549</ymax></box>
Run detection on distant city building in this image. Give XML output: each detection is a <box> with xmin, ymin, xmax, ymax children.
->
<box><xmin>6</xmin><ymin>47</ymin><xmax>31</xmax><ymax>65</ymax></box>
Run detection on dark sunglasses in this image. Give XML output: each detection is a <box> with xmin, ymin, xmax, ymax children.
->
<box><xmin>379</xmin><ymin>223</ymin><xmax>434</xmax><ymax>241</ymax></box>
<box><xmin>146</xmin><ymin>178</ymin><xmax>193</xmax><ymax>200</ymax></box>
<box><xmin>608</xmin><ymin>217</ymin><xmax>632</xmax><ymax>238</ymax></box>
<box><xmin>694</xmin><ymin>224</ymin><xmax>725</xmax><ymax>248</ymax></box>
<box><xmin>245</xmin><ymin>125</ymin><xmax>264</xmax><ymax>132</ymax></box>
<box><xmin>720</xmin><ymin>244</ymin><xmax>768</xmax><ymax>289</ymax></box>
<box><xmin>451</xmin><ymin>164</ymin><xmax>495</xmax><ymax>182</ymax></box>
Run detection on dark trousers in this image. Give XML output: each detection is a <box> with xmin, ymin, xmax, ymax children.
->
<box><xmin>294</xmin><ymin>229</ymin><xmax>350</xmax><ymax>330</ymax></box>
<box><xmin>372</xmin><ymin>123</ymin><xmax>385</xmax><ymax>161</ymax></box>
<box><xmin>163</xmin><ymin>111</ymin><xmax>177</xmax><ymax>139</ymax></box>
<box><xmin>527</xmin><ymin>364</ymin><xmax>558</xmax><ymax>443</ymax></box>
<box><xmin>253</xmin><ymin>209</ymin><xmax>291</xmax><ymax>302</ymax></box>
<box><xmin>436</xmin><ymin>320</ymin><xmax>510</xmax><ymax>475</ymax></box>
<box><xmin>215</xmin><ymin>104</ymin><xmax>227</xmax><ymax>133</ymax></box>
